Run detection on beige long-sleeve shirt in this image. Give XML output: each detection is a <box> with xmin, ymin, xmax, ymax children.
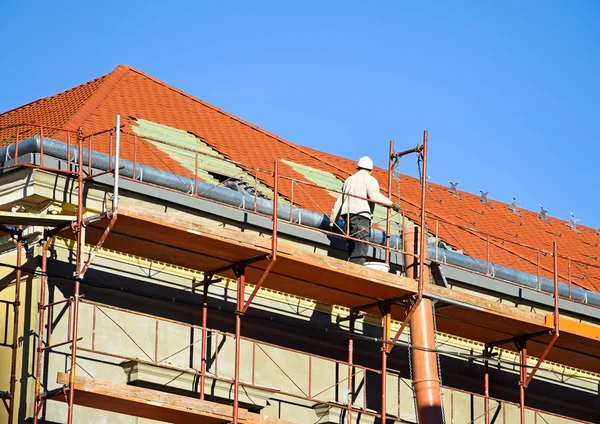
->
<box><xmin>330</xmin><ymin>169</ymin><xmax>393</xmax><ymax>221</ymax></box>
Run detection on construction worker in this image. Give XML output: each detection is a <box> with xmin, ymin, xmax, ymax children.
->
<box><xmin>330</xmin><ymin>156</ymin><xmax>400</xmax><ymax>265</ymax></box>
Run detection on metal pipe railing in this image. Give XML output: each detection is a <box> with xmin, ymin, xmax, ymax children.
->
<box><xmin>76</xmin><ymin>299</ymin><xmax>382</xmax><ymax>414</ymax></box>
<box><xmin>114</xmin><ymin>115</ymin><xmax>121</xmax><ymax>209</ymax></box>
<box><xmin>4</xmin><ymin>121</ymin><xmax>598</xmax><ymax>309</ymax></box>
<box><xmin>54</xmin><ymin>296</ymin><xmax>592</xmax><ymax>424</ymax></box>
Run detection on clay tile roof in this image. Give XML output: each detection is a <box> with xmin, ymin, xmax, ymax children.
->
<box><xmin>0</xmin><ymin>74</ymin><xmax>108</xmax><ymax>140</ymax></box>
<box><xmin>2</xmin><ymin>64</ymin><xmax>600</xmax><ymax>294</ymax></box>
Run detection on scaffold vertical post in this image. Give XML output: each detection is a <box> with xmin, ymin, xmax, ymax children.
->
<box><xmin>273</xmin><ymin>160</ymin><xmax>279</xmax><ymax>255</ymax></box>
<box><xmin>199</xmin><ymin>273</ymin><xmax>211</xmax><ymax>400</ymax></box>
<box><xmin>535</xmin><ymin>249</ymin><xmax>541</xmax><ymax>290</ymax></box>
<box><xmin>40</xmin><ymin>126</ymin><xmax>45</xmax><ymax>167</ymax></box>
<box><xmin>347</xmin><ymin>313</ymin><xmax>357</xmax><ymax>424</ymax></box>
<box><xmin>568</xmin><ymin>259</ymin><xmax>572</xmax><ymax>299</ymax></box>
<box><xmin>108</xmin><ymin>130</ymin><xmax>113</xmax><ymax>170</ymax></box>
<box><xmin>484</xmin><ymin>344</ymin><xmax>490</xmax><ymax>424</ymax></box>
<box><xmin>33</xmin><ymin>237</ymin><xmax>52</xmax><ymax>424</ymax></box>
<box><xmin>385</xmin><ymin>140</ymin><xmax>394</xmax><ymax>265</ymax></box>
<box><xmin>517</xmin><ymin>338</ymin><xmax>527</xmax><ymax>424</ymax></box>
<box><xmin>7</xmin><ymin>233</ymin><xmax>22</xmax><ymax>424</ymax></box>
<box><xmin>14</xmin><ymin>126</ymin><xmax>20</xmax><ymax>166</ymax></box>
<box><xmin>381</xmin><ymin>301</ymin><xmax>391</xmax><ymax>424</ymax></box>
<box><xmin>233</xmin><ymin>264</ymin><xmax>246</xmax><ymax>424</ymax></box>
<box><xmin>113</xmin><ymin>115</ymin><xmax>121</xmax><ymax>210</ymax></box>
<box><xmin>418</xmin><ymin>130</ymin><xmax>428</xmax><ymax>297</ymax></box>
<box><xmin>67</xmin><ymin>128</ymin><xmax>86</xmax><ymax>424</ymax></box>
<box><xmin>486</xmin><ymin>235</ymin><xmax>490</xmax><ymax>275</ymax></box>
<box><xmin>554</xmin><ymin>242</ymin><xmax>559</xmax><ymax>328</ymax></box>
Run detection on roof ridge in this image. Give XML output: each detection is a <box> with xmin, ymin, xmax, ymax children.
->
<box><xmin>124</xmin><ymin>66</ymin><xmax>351</xmax><ymax>179</ymax></box>
<box><xmin>62</xmin><ymin>64</ymin><xmax>131</xmax><ymax>130</ymax></box>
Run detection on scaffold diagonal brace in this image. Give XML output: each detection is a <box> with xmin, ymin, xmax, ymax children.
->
<box><xmin>387</xmin><ymin>295</ymin><xmax>421</xmax><ymax>354</ymax></box>
<box><xmin>79</xmin><ymin>212</ymin><xmax>118</xmax><ymax>277</ymax></box>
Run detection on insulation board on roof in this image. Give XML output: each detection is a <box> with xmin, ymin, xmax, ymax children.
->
<box><xmin>132</xmin><ymin>119</ymin><xmax>274</xmax><ymax>198</ymax></box>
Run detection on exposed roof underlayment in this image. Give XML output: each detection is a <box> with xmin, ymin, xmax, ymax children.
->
<box><xmin>132</xmin><ymin>118</ymin><xmax>274</xmax><ymax>198</ymax></box>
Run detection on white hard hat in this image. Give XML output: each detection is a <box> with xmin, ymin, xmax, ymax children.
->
<box><xmin>357</xmin><ymin>156</ymin><xmax>373</xmax><ymax>170</ymax></box>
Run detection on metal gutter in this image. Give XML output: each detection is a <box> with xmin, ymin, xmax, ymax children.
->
<box><xmin>432</xmin><ymin>243</ymin><xmax>600</xmax><ymax>307</ymax></box>
<box><xmin>0</xmin><ymin>136</ymin><xmax>329</xmax><ymax>228</ymax></box>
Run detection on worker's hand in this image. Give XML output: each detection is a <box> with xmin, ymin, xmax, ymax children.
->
<box><xmin>391</xmin><ymin>203</ymin><xmax>401</xmax><ymax>213</ymax></box>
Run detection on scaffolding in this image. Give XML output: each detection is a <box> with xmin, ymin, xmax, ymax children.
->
<box><xmin>0</xmin><ymin>119</ymin><xmax>599</xmax><ymax>424</ymax></box>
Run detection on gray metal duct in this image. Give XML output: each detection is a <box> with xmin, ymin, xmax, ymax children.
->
<box><xmin>2</xmin><ymin>135</ymin><xmax>599</xmax><ymax>307</ymax></box>
<box><xmin>0</xmin><ymin>136</ymin><xmax>329</xmax><ymax>229</ymax></box>
<box><xmin>430</xmin><ymin>244</ymin><xmax>600</xmax><ymax>305</ymax></box>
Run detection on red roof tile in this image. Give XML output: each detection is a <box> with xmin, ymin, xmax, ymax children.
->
<box><xmin>0</xmin><ymin>74</ymin><xmax>107</xmax><ymax>141</ymax></box>
<box><xmin>2</xmin><ymin>64</ymin><xmax>600</xmax><ymax>294</ymax></box>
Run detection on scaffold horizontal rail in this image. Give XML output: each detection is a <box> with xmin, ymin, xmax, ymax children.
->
<box><xmin>204</xmin><ymin>253</ymin><xmax>270</xmax><ymax>277</ymax></box>
<box><xmin>488</xmin><ymin>330</ymin><xmax>551</xmax><ymax>348</ymax></box>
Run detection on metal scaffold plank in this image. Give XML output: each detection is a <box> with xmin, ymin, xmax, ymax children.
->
<box><xmin>78</xmin><ymin>206</ymin><xmax>416</xmax><ymax>306</ymax></box>
<box><xmin>0</xmin><ymin>211</ymin><xmax>76</xmax><ymax>227</ymax></box>
<box><xmin>54</xmin><ymin>373</ymin><xmax>255</xmax><ymax>424</ymax></box>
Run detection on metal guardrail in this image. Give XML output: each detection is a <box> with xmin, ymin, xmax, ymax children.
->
<box><xmin>2</xmin><ymin>122</ymin><xmax>599</xmax><ymax>310</ymax></box>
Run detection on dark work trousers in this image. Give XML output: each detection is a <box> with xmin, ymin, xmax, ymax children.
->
<box><xmin>345</xmin><ymin>214</ymin><xmax>371</xmax><ymax>265</ymax></box>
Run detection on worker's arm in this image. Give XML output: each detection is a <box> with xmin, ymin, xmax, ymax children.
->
<box><xmin>366</xmin><ymin>176</ymin><xmax>400</xmax><ymax>212</ymax></box>
<box><xmin>365</xmin><ymin>177</ymin><xmax>393</xmax><ymax>206</ymax></box>
<box><xmin>330</xmin><ymin>193</ymin><xmax>343</xmax><ymax>225</ymax></box>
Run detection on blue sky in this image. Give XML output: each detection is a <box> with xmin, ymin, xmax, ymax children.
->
<box><xmin>2</xmin><ymin>1</ymin><xmax>599</xmax><ymax>228</ymax></box>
